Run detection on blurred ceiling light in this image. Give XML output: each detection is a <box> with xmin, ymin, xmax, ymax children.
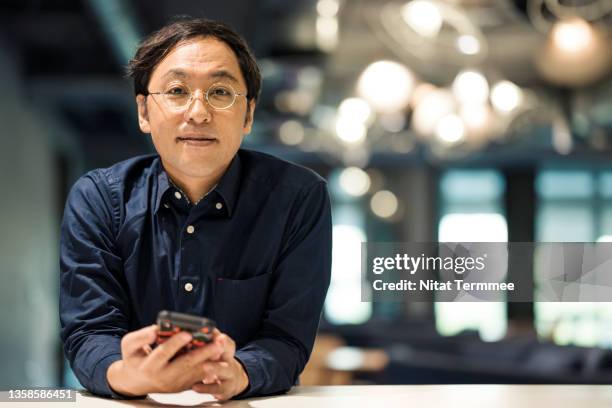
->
<box><xmin>412</xmin><ymin>88</ymin><xmax>455</xmax><ymax>136</ymax></box>
<box><xmin>339</xmin><ymin>167</ymin><xmax>371</xmax><ymax>196</ymax></box>
<box><xmin>490</xmin><ymin>80</ymin><xmax>523</xmax><ymax>113</ymax></box>
<box><xmin>357</xmin><ymin>61</ymin><xmax>415</xmax><ymax>113</ymax></box>
<box><xmin>336</xmin><ymin>116</ymin><xmax>367</xmax><ymax>144</ymax></box>
<box><xmin>401</xmin><ymin>0</ymin><xmax>443</xmax><ymax>38</ymax></box>
<box><xmin>460</xmin><ymin>104</ymin><xmax>494</xmax><ymax>146</ymax></box>
<box><xmin>317</xmin><ymin>0</ymin><xmax>340</xmax><ymax>18</ymax></box>
<box><xmin>435</xmin><ymin>114</ymin><xmax>465</xmax><ymax>144</ymax></box>
<box><xmin>278</xmin><ymin>120</ymin><xmax>305</xmax><ymax>145</ymax></box>
<box><xmin>338</xmin><ymin>98</ymin><xmax>374</xmax><ymax>126</ymax></box>
<box><xmin>551</xmin><ymin>18</ymin><xmax>593</xmax><ymax>53</ymax></box>
<box><xmin>452</xmin><ymin>70</ymin><xmax>489</xmax><ymax>105</ymax></box>
<box><xmin>370</xmin><ymin>190</ymin><xmax>399</xmax><ymax>218</ymax></box>
<box><xmin>456</xmin><ymin>34</ymin><xmax>481</xmax><ymax>55</ymax></box>
<box><xmin>316</xmin><ymin>16</ymin><xmax>339</xmax><ymax>52</ymax></box>
<box><xmin>535</xmin><ymin>18</ymin><xmax>612</xmax><ymax>87</ymax></box>
<box><xmin>460</xmin><ymin>104</ymin><xmax>490</xmax><ymax>130</ymax></box>
<box><xmin>410</xmin><ymin>82</ymin><xmax>437</xmax><ymax>109</ymax></box>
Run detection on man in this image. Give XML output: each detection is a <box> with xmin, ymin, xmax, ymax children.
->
<box><xmin>59</xmin><ymin>18</ymin><xmax>332</xmax><ymax>401</ymax></box>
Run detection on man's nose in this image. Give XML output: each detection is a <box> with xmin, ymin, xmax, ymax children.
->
<box><xmin>184</xmin><ymin>89</ymin><xmax>212</xmax><ymax>124</ymax></box>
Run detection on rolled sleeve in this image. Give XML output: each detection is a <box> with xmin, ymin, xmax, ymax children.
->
<box><xmin>90</xmin><ymin>349</ymin><xmax>122</xmax><ymax>396</ymax></box>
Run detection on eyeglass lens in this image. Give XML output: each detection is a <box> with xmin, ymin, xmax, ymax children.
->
<box><xmin>163</xmin><ymin>84</ymin><xmax>236</xmax><ymax>110</ymax></box>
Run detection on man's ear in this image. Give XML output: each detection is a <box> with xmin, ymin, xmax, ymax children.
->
<box><xmin>136</xmin><ymin>94</ymin><xmax>151</xmax><ymax>133</ymax></box>
<box><xmin>242</xmin><ymin>99</ymin><xmax>256</xmax><ymax>134</ymax></box>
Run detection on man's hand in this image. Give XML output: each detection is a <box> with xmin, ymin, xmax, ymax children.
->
<box><xmin>191</xmin><ymin>329</ymin><xmax>250</xmax><ymax>401</ymax></box>
<box><xmin>106</xmin><ymin>325</ymin><xmax>223</xmax><ymax>396</ymax></box>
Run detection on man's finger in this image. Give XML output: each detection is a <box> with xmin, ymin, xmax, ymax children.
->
<box><xmin>172</xmin><ymin>342</ymin><xmax>223</xmax><ymax>368</ymax></box>
<box><xmin>214</xmin><ymin>332</ymin><xmax>236</xmax><ymax>361</ymax></box>
<box><xmin>200</xmin><ymin>361</ymin><xmax>232</xmax><ymax>381</ymax></box>
<box><xmin>192</xmin><ymin>382</ymin><xmax>228</xmax><ymax>400</ymax></box>
<box><xmin>192</xmin><ymin>382</ymin><xmax>221</xmax><ymax>393</ymax></box>
<box><xmin>143</xmin><ymin>344</ymin><xmax>152</xmax><ymax>355</ymax></box>
<box><xmin>121</xmin><ymin>325</ymin><xmax>158</xmax><ymax>357</ymax></box>
<box><xmin>145</xmin><ymin>331</ymin><xmax>192</xmax><ymax>369</ymax></box>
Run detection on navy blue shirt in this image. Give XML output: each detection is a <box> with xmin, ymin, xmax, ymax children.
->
<box><xmin>59</xmin><ymin>149</ymin><xmax>332</xmax><ymax>398</ymax></box>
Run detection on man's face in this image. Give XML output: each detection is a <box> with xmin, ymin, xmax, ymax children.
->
<box><xmin>136</xmin><ymin>37</ymin><xmax>255</xmax><ymax>180</ymax></box>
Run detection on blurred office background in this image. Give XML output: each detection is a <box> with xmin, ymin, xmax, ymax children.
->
<box><xmin>1</xmin><ymin>0</ymin><xmax>612</xmax><ymax>389</ymax></box>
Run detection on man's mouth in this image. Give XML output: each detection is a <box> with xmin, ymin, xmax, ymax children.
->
<box><xmin>176</xmin><ymin>135</ymin><xmax>218</xmax><ymax>145</ymax></box>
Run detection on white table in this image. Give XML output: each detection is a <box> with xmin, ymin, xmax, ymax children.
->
<box><xmin>16</xmin><ymin>385</ymin><xmax>612</xmax><ymax>407</ymax></box>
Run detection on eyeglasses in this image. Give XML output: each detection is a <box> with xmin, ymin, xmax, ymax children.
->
<box><xmin>147</xmin><ymin>82</ymin><xmax>247</xmax><ymax>111</ymax></box>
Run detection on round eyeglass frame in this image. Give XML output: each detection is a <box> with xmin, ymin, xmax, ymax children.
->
<box><xmin>146</xmin><ymin>82</ymin><xmax>247</xmax><ymax>111</ymax></box>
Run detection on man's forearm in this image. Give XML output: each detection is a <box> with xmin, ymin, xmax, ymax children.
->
<box><xmin>106</xmin><ymin>360</ymin><xmax>149</xmax><ymax>398</ymax></box>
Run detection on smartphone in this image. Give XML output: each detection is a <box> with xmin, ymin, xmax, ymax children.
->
<box><xmin>156</xmin><ymin>310</ymin><xmax>217</xmax><ymax>351</ymax></box>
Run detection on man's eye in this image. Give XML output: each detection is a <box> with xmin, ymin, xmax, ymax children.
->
<box><xmin>166</xmin><ymin>87</ymin><xmax>188</xmax><ymax>95</ymax></box>
<box><xmin>211</xmin><ymin>87</ymin><xmax>231</xmax><ymax>96</ymax></box>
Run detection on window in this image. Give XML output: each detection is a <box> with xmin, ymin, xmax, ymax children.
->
<box><xmin>535</xmin><ymin>170</ymin><xmax>612</xmax><ymax>348</ymax></box>
<box><xmin>324</xmin><ymin>169</ymin><xmax>372</xmax><ymax>324</ymax></box>
<box><xmin>436</xmin><ymin>170</ymin><xmax>507</xmax><ymax>341</ymax></box>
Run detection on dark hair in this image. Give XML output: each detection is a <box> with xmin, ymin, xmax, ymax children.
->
<box><xmin>126</xmin><ymin>17</ymin><xmax>261</xmax><ymax>103</ymax></box>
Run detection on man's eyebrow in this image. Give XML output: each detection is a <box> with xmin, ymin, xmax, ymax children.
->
<box><xmin>160</xmin><ymin>69</ymin><xmax>240</xmax><ymax>84</ymax></box>
<box><xmin>161</xmin><ymin>69</ymin><xmax>189</xmax><ymax>80</ymax></box>
<box><xmin>209</xmin><ymin>70</ymin><xmax>240</xmax><ymax>84</ymax></box>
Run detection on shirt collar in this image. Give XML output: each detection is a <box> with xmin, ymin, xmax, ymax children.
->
<box><xmin>153</xmin><ymin>153</ymin><xmax>242</xmax><ymax>217</ymax></box>
<box><xmin>214</xmin><ymin>152</ymin><xmax>242</xmax><ymax>218</ymax></box>
<box><xmin>154</xmin><ymin>158</ymin><xmax>171</xmax><ymax>214</ymax></box>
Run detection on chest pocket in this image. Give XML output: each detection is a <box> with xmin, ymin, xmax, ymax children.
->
<box><xmin>213</xmin><ymin>272</ymin><xmax>273</xmax><ymax>347</ymax></box>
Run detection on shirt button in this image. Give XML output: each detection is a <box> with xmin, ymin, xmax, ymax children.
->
<box><xmin>186</xmin><ymin>225</ymin><xmax>195</xmax><ymax>234</ymax></box>
<box><xmin>215</xmin><ymin>202</ymin><xmax>223</xmax><ymax>210</ymax></box>
<box><xmin>163</xmin><ymin>203</ymin><xmax>169</xmax><ymax>209</ymax></box>
<box><xmin>174</xmin><ymin>191</ymin><xmax>182</xmax><ymax>200</ymax></box>
<box><xmin>184</xmin><ymin>282</ymin><xmax>193</xmax><ymax>292</ymax></box>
